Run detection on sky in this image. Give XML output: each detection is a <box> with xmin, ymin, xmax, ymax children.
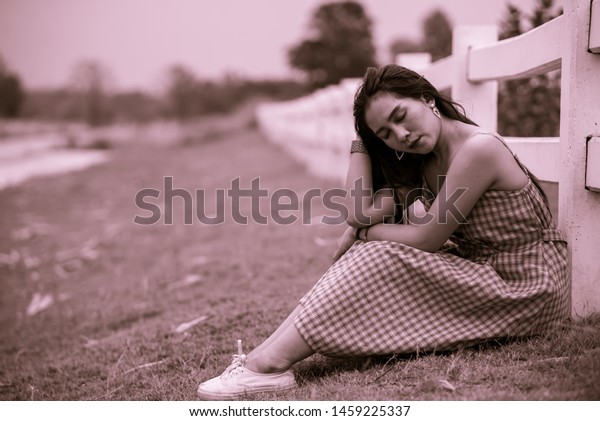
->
<box><xmin>0</xmin><ymin>0</ymin><xmax>564</xmax><ymax>92</ymax></box>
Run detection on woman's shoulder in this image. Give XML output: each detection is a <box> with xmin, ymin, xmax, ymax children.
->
<box><xmin>460</xmin><ymin>131</ymin><xmax>512</xmax><ymax>162</ymax></box>
<box><xmin>459</xmin><ymin>131</ymin><xmax>529</xmax><ymax>191</ymax></box>
<box><xmin>441</xmin><ymin>131</ymin><xmax>508</xmax><ymax>189</ymax></box>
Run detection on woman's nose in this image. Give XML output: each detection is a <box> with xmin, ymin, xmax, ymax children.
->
<box><xmin>392</xmin><ymin>125</ymin><xmax>410</xmax><ymax>142</ymax></box>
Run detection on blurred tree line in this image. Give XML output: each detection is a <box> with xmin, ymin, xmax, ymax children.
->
<box><xmin>163</xmin><ymin>65</ymin><xmax>306</xmax><ymax>120</ymax></box>
<box><xmin>0</xmin><ymin>57</ymin><xmax>307</xmax><ymax>125</ymax></box>
<box><xmin>1</xmin><ymin>0</ymin><xmax>562</xmax><ymax>136</ymax></box>
<box><xmin>0</xmin><ymin>57</ymin><xmax>24</xmax><ymax>117</ymax></box>
<box><xmin>285</xmin><ymin>1</ymin><xmax>452</xmax><ymax>91</ymax></box>
<box><xmin>288</xmin><ymin>0</ymin><xmax>561</xmax><ymax>137</ymax></box>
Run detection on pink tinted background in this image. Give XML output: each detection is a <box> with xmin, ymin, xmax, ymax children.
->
<box><xmin>0</xmin><ymin>0</ymin><xmax>560</xmax><ymax>91</ymax></box>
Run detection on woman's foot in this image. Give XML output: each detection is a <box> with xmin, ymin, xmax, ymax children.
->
<box><xmin>196</xmin><ymin>340</ymin><xmax>297</xmax><ymax>400</ymax></box>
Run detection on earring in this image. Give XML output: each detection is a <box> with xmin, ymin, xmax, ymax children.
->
<box><xmin>432</xmin><ymin>106</ymin><xmax>441</xmax><ymax>119</ymax></box>
<box><xmin>395</xmin><ymin>150</ymin><xmax>405</xmax><ymax>161</ymax></box>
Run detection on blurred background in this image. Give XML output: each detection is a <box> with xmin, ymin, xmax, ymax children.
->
<box><xmin>0</xmin><ymin>0</ymin><xmax>562</xmax><ymax>148</ymax></box>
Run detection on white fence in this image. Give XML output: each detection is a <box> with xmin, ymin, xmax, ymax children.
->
<box><xmin>256</xmin><ymin>0</ymin><xmax>600</xmax><ymax>317</ymax></box>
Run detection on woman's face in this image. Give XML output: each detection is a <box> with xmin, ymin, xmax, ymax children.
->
<box><xmin>365</xmin><ymin>92</ymin><xmax>441</xmax><ymax>155</ymax></box>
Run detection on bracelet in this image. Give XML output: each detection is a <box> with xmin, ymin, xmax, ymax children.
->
<box><xmin>355</xmin><ymin>227</ymin><xmax>363</xmax><ymax>240</ymax></box>
<box><xmin>355</xmin><ymin>227</ymin><xmax>370</xmax><ymax>242</ymax></box>
<box><xmin>362</xmin><ymin>226</ymin><xmax>370</xmax><ymax>242</ymax></box>
<box><xmin>350</xmin><ymin>139</ymin><xmax>369</xmax><ymax>154</ymax></box>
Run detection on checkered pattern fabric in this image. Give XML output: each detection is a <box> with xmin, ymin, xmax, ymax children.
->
<box><xmin>294</xmin><ymin>134</ymin><xmax>569</xmax><ymax>357</ymax></box>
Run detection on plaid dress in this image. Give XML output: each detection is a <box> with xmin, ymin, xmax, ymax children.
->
<box><xmin>294</xmin><ymin>135</ymin><xmax>569</xmax><ymax>357</ymax></box>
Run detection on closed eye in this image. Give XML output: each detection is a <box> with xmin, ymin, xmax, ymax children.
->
<box><xmin>375</xmin><ymin>106</ymin><xmax>405</xmax><ymax>140</ymax></box>
<box><xmin>394</xmin><ymin>112</ymin><xmax>406</xmax><ymax>123</ymax></box>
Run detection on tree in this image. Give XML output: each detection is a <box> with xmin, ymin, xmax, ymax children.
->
<box><xmin>288</xmin><ymin>1</ymin><xmax>378</xmax><ymax>89</ymax></box>
<box><xmin>165</xmin><ymin>64</ymin><xmax>200</xmax><ymax>120</ymax></box>
<box><xmin>421</xmin><ymin>10</ymin><xmax>453</xmax><ymax>61</ymax></box>
<box><xmin>499</xmin><ymin>4</ymin><xmax>523</xmax><ymax>39</ymax></box>
<box><xmin>0</xmin><ymin>56</ymin><xmax>25</xmax><ymax>118</ymax></box>
<box><xmin>70</xmin><ymin>60</ymin><xmax>113</xmax><ymax>126</ymax></box>
<box><xmin>389</xmin><ymin>38</ymin><xmax>423</xmax><ymax>59</ymax></box>
<box><xmin>110</xmin><ymin>91</ymin><xmax>164</xmax><ymax>122</ymax></box>
<box><xmin>497</xmin><ymin>0</ymin><xmax>562</xmax><ymax>137</ymax></box>
<box><xmin>388</xmin><ymin>9</ymin><xmax>453</xmax><ymax>63</ymax></box>
<box><xmin>530</xmin><ymin>0</ymin><xmax>560</xmax><ymax>27</ymax></box>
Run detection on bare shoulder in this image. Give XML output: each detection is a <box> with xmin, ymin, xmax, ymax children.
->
<box><xmin>461</xmin><ymin>132</ymin><xmax>510</xmax><ymax>161</ymax></box>
<box><xmin>457</xmin><ymin>132</ymin><xmax>528</xmax><ymax>190</ymax></box>
<box><xmin>450</xmin><ymin>132</ymin><xmax>507</xmax><ymax>172</ymax></box>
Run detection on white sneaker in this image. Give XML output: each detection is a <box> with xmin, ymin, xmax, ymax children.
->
<box><xmin>196</xmin><ymin>340</ymin><xmax>297</xmax><ymax>400</ymax></box>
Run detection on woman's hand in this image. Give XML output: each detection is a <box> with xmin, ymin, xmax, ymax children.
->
<box><xmin>332</xmin><ymin>225</ymin><xmax>360</xmax><ymax>262</ymax></box>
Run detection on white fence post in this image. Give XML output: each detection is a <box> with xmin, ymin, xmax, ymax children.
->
<box><xmin>452</xmin><ymin>26</ymin><xmax>498</xmax><ymax>131</ymax></box>
<box><xmin>559</xmin><ymin>0</ymin><xmax>600</xmax><ymax>318</ymax></box>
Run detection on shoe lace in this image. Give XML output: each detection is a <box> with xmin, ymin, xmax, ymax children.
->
<box><xmin>221</xmin><ymin>339</ymin><xmax>247</xmax><ymax>379</ymax></box>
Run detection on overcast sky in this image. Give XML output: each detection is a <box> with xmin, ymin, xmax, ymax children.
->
<box><xmin>0</xmin><ymin>0</ymin><xmax>563</xmax><ymax>92</ymax></box>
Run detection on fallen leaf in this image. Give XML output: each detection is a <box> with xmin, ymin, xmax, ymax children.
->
<box><xmin>418</xmin><ymin>376</ymin><xmax>456</xmax><ymax>393</ymax></box>
<box><xmin>123</xmin><ymin>359</ymin><xmax>168</xmax><ymax>374</ymax></box>
<box><xmin>23</xmin><ymin>255</ymin><xmax>41</xmax><ymax>269</ymax></box>
<box><xmin>0</xmin><ymin>250</ymin><xmax>21</xmax><ymax>268</ymax></box>
<box><xmin>26</xmin><ymin>293</ymin><xmax>54</xmax><ymax>316</ymax></box>
<box><xmin>174</xmin><ymin>315</ymin><xmax>210</xmax><ymax>333</ymax></box>
<box><xmin>80</xmin><ymin>247</ymin><xmax>99</xmax><ymax>261</ymax></box>
<box><xmin>167</xmin><ymin>274</ymin><xmax>203</xmax><ymax>290</ymax></box>
<box><xmin>82</xmin><ymin>331</ymin><xmax>127</xmax><ymax>348</ymax></box>
<box><xmin>181</xmin><ymin>274</ymin><xmax>202</xmax><ymax>285</ymax></box>
<box><xmin>438</xmin><ymin>379</ymin><xmax>456</xmax><ymax>391</ymax></box>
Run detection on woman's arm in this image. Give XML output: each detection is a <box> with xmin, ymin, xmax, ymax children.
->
<box><xmin>365</xmin><ymin>137</ymin><xmax>501</xmax><ymax>252</ymax></box>
<box><xmin>345</xmin><ymin>150</ymin><xmax>396</xmax><ymax>228</ymax></box>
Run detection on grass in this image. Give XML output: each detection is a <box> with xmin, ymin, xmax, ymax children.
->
<box><xmin>0</xmin><ymin>115</ymin><xmax>599</xmax><ymax>401</ymax></box>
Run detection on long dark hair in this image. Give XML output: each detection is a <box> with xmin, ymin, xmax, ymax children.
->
<box><xmin>353</xmin><ymin>64</ymin><xmax>547</xmax><ymax>212</ymax></box>
<box><xmin>353</xmin><ymin>65</ymin><xmax>475</xmax><ymax>195</ymax></box>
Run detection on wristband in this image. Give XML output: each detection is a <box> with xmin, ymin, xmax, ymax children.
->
<box><xmin>350</xmin><ymin>139</ymin><xmax>369</xmax><ymax>154</ymax></box>
<box><xmin>362</xmin><ymin>226</ymin><xmax>370</xmax><ymax>242</ymax></box>
<box><xmin>355</xmin><ymin>227</ymin><xmax>363</xmax><ymax>240</ymax></box>
<box><xmin>355</xmin><ymin>227</ymin><xmax>369</xmax><ymax>242</ymax></box>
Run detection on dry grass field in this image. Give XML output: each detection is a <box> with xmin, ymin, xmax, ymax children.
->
<box><xmin>1</xmin><ymin>115</ymin><xmax>599</xmax><ymax>401</ymax></box>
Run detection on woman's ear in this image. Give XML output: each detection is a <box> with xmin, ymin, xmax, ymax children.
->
<box><xmin>421</xmin><ymin>95</ymin><xmax>434</xmax><ymax>106</ymax></box>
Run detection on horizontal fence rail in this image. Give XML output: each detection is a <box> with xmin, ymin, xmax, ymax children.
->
<box><xmin>468</xmin><ymin>16</ymin><xmax>563</xmax><ymax>81</ymax></box>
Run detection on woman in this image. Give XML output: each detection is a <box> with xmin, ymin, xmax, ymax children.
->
<box><xmin>196</xmin><ymin>64</ymin><xmax>569</xmax><ymax>400</ymax></box>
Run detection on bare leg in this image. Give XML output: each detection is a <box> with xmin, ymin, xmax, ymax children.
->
<box><xmin>247</xmin><ymin>304</ymin><xmax>303</xmax><ymax>357</ymax></box>
<box><xmin>245</xmin><ymin>305</ymin><xmax>314</xmax><ymax>373</ymax></box>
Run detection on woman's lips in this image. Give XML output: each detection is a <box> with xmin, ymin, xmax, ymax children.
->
<box><xmin>408</xmin><ymin>136</ymin><xmax>420</xmax><ymax>149</ymax></box>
